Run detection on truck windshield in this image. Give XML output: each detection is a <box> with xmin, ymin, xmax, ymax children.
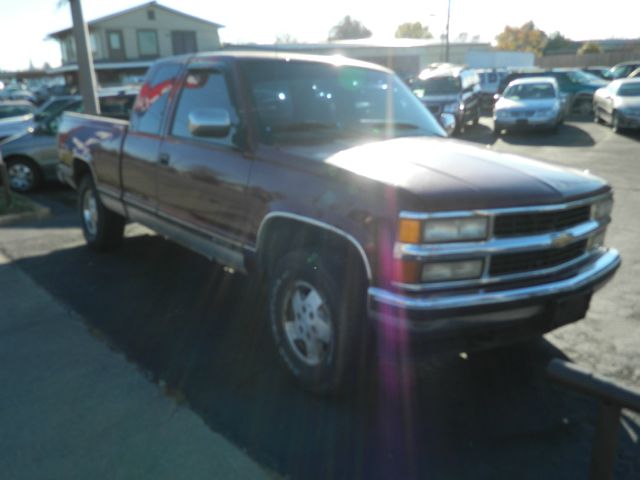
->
<box><xmin>242</xmin><ymin>60</ymin><xmax>445</xmax><ymax>143</ymax></box>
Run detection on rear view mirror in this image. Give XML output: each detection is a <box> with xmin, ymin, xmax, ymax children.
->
<box><xmin>188</xmin><ymin>108</ymin><xmax>231</xmax><ymax>138</ymax></box>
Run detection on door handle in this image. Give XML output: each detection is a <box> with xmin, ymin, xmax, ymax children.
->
<box><xmin>158</xmin><ymin>153</ymin><xmax>170</xmax><ymax>166</ymax></box>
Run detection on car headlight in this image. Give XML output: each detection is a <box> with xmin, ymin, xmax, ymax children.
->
<box><xmin>422</xmin><ymin>259</ymin><xmax>484</xmax><ymax>282</ymax></box>
<box><xmin>592</xmin><ymin>197</ymin><xmax>613</xmax><ymax>220</ymax></box>
<box><xmin>443</xmin><ymin>102</ymin><xmax>461</xmax><ymax>113</ymax></box>
<box><xmin>398</xmin><ymin>217</ymin><xmax>489</xmax><ymax>243</ymax></box>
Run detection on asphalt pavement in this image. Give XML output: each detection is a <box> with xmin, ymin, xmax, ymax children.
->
<box><xmin>1</xmin><ymin>118</ymin><xmax>639</xmax><ymax>479</ymax></box>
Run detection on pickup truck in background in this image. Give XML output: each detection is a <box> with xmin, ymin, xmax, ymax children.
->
<box><xmin>57</xmin><ymin>52</ymin><xmax>621</xmax><ymax>393</ymax></box>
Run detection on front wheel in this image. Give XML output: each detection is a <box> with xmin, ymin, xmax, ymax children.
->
<box><xmin>268</xmin><ymin>248</ymin><xmax>367</xmax><ymax>394</ymax></box>
<box><xmin>6</xmin><ymin>157</ymin><xmax>42</xmax><ymax>193</ymax></box>
<box><xmin>78</xmin><ymin>175</ymin><xmax>125</xmax><ymax>251</ymax></box>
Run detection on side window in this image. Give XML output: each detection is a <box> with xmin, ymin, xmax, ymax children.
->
<box><xmin>170</xmin><ymin>70</ymin><xmax>239</xmax><ymax>148</ymax></box>
<box><xmin>130</xmin><ymin>63</ymin><xmax>182</xmax><ymax>135</ymax></box>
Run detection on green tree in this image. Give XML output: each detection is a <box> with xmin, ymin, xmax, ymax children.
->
<box><xmin>395</xmin><ymin>22</ymin><xmax>433</xmax><ymax>39</ymax></box>
<box><xmin>578</xmin><ymin>41</ymin><xmax>603</xmax><ymax>55</ymax></box>
<box><xmin>496</xmin><ymin>21</ymin><xmax>548</xmax><ymax>55</ymax></box>
<box><xmin>544</xmin><ymin>32</ymin><xmax>573</xmax><ymax>53</ymax></box>
<box><xmin>328</xmin><ymin>16</ymin><xmax>372</xmax><ymax>41</ymax></box>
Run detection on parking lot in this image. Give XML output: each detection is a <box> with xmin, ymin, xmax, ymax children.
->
<box><xmin>1</xmin><ymin>115</ymin><xmax>639</xmax><ymax>479</ymax></box>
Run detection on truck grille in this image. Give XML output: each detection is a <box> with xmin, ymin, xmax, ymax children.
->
<box><xmin>494</xmin><ymin>206</ymin><xmax>591</xmax><ymax>237</ymax></box>
<box><xmin>489</xmin><ymin>240</ymin><xmax>587</xmax><ymax>276</ymax></box>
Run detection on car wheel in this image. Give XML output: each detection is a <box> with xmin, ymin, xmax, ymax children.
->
<box><xmin>78</xmin><ymin>175</ymin><xmax>125</xmax><ymax>251</ymax></box>
<box><xmin>6</xmin><ymin>157</ymin><xmax>42</xmax><ymax>193</ymax></box>
<box><xmin>268</xmin><ymin>248</ymin><xmax>368</xmax><ymax>394</ymax></box>
<box><xmin>493</xmin><ymin>123</ymin><xmax>502</xmax><ymax>136</ymax></box>
<box><xmin>574</xmin><ymin>98</ymin><xmax>592</xmax><ymax>116</ymax></box>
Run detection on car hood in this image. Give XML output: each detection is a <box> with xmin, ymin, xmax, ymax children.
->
<box><xmin>496</xmin><ymin>98</ymin><xmax>558</xmax><ymax>110</ymax></box>
<box><xmin>314</xmin><ymin>137</ymin><xmax>608</xmax><ymax>210</ymax></box>
<box><xmin>0</xmin><ymin>114</ymin><xmax>34</xmax><ymax>139</ymax></box>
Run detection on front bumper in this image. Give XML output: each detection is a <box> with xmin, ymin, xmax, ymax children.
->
<box><xmin>368</xmin><ymin>249</ymin><xmax>620</xmax><ymax>347</ymax></box>
<box><xmin>494</xmin><ymin>114</ymin><xmax>559</xmax><ymax>130</ymax></box>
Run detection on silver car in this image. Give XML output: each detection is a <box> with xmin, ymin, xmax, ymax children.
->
<box><xmin>593</xmin><ymin>78</ymin><xmax>640</xmax><ymax>133</ymax></box>
<box><xmin>493</xmin><ymin>77</ymin><xmax>564</xmax><ymax>135</ymax></box>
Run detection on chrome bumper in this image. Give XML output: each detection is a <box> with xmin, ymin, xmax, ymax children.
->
<box><xmin>368</xmin><ymin>248</ymin><xmax>620</xmax><ymax>329</ymax></box>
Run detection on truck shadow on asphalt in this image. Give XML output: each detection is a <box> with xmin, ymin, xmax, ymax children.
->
<box><xmin>14</xmin><ymin>234</ymin><xmax>640</xmax><ymax>479</ymax></box>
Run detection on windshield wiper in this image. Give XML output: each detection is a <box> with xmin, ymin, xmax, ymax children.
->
<box><xmin>268</xmin><ymin>121</ymin><xmax>338</xmax><ymax>133</ymax></box>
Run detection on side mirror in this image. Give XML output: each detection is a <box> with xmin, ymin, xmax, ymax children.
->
<box><xmin>439</xmin><ymin>113</ymin><xmax>457</xmax><ymax>136</ymax></box>
<box><xmin>188</xmin><ymin>108</ymin><xmax>231</xmax><ymax>138</ymax></box>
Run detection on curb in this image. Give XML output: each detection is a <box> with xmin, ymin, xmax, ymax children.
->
<box><xmin>0</xmin><ymin>202</ymin><xmax>52</xmax><ymax>226</ymax></box>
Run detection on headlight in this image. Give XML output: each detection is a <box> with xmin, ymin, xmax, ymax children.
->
<box><xmin>422</xmin><ymin>259</ymin><xmax>484</xmax><ymax>282</ymax></box>
<box><xmin>398</xmin><ymin>216</ymin><xmax>489</xmax><ymax>244</ymax></box>
<box><xmin>592</xmin><ymin>197</ymin><xmax>613</xmax><ymax>220</ymax></box>
<box><xmin>423</xmin><ymin>217</ymin><xmax>489</xmax><ymax>243</ymax></box>
<box><xmin>443</xmin><ymin>102</ymin><xmax>461</xmax><ymax>113</ymax></box>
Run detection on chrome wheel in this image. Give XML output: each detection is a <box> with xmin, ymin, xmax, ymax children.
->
<box><xmin>282</xmin><ymin>280</ymin><xmax>333</xmax><ymax>366</ymax></box>
<box><xmin>82</xmin><ymin>187</ymin><xmax>98</xmax><ymax>236</ymax></box>
<box><xmin>8</xmin><ymin>161</ymin><xmax>35</xmax><ymax>192</ymax></box>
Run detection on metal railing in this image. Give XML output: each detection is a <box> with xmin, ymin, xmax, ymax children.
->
<box><xmin>548</xmin><ymin>359</ymin><xmax>640</xmax><ymax>480</ymax></box>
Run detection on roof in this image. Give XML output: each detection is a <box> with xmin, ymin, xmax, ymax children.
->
<box><xmin>48</xmin><ymin>1</ymin><xmax>223</xmax><ymax>39</ymax></box>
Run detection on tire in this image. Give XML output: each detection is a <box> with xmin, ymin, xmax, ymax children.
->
<box><xmin>574</xmin><ymin>98</ymin><xmax>592</xmax><ymax>116</ymax></box>
<box><xmin>268</xmin><ymin>248</ymin><xmax>368</xmax><ymax>394</ymax></box>
<box><xmin>6</xmin><ymin>157</ymin><xmax>42</xmax><ymax>193</ymax></box>
<box><xmin>611</xmin><ymin>111</ymin><xmax>622</xmax><ymax>134</ymax></box>
<box><xmin>472</xmin><ymin>107</ymin><xmax>480</xmax><ymax>126</ymax></box>
<box><xmin>77</xmin><ymin>175</ymin><xmax>125</xmax><ymax>251</ymax></box>
<box><xmin>493</xmin><ymin>123</ymin><xmax>502</xmax><ymax>136</ymax></box>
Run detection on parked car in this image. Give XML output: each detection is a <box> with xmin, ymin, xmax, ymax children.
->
<box><xmin>0</xmin><ymin>91</ymin><xmax>136</xmax><ymax>192</ymax></box>
<box><xmin>494</xmin><ymin>77</ymin><xmax>564</xmax><ymax>135</ymax></box>
<box><xmin>409</xmin><ymin>64</ymin><xmax>481</xmax><ymax>133</ymax></box>
<box><xmin>593</xmin><ymin>78</ymin><xmax>640</xmax><ymax>132</ymax></box>
<box><xmin>56</xmin><ymin>52</ymin><xmax>620</xmax><ymax>394</ymax></box>
<box><xmin>628</xmin><ymin>67</ymin><xmax>640</xmax><ymax>79</ymax></box>
<box><xmin>0</xmin><ymin>100</ymin><xmax>36</xmax><ymax>119</ymax></box>
<box><xmin>497</xmin><ymin>69</ymin><xmax>607</xmax><ymax>115</ymax></box>
<box><xmin>476</xmin><ymin>68</ymin><xmax>509</xmax><ymax>112</ymax></box>
<box><xmin>604</xmin><ymin>61</ymin><xmax>640</xmax><ymax>80</ymax></box>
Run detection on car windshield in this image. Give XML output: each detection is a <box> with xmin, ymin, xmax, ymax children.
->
<box><xmin>503</xmin><ymin>82</ymin><xmax>556</xmax><ymax>100</ymax></box>
<box><xmin>412</xmin><ymin>76</ymin><xmax>461</xmax><ymax>96</ymax></box>
<box><xmin>242</xmin><ymin>60</ymin><xmax>445</xmax><ymax>143</ymax></box>
<box><xmin>618</xmin><ymin>84</ymin><xmax>640</xmax><ymax>96</ymax></box>
<box><xmin>565</xmin><ymin>70</ymin><xmax>601</xmax><ymax>84</ymax></box>
<box><xmin>0</xmin><ymin>105</ymin><xmax>34</xmax><ymax>118</ymax></box>
<box><xmin>606</xmin><ymin>65</ymin><xmax>635</xmax><ymax>79</ymax></box>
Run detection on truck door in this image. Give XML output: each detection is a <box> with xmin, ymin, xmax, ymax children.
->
<box><xmin>122</xmin><ymin>62</ymin><xmax>182</xmax><ymax>219</ymax></box>
<box><xmin>156</xmin><ymin>62</ymin><xmax>253</xmax><ymax>251</ymax></box>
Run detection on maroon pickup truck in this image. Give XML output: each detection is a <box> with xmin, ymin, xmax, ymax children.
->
<box><xmin>57</xmin><ymin>52</ymin><xmax>620</xmax><ymax>393</ymax></box>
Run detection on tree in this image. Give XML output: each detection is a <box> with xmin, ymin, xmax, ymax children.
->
<box><xmin>495</xmin><ymin>21</ymin><xmax>548</xmax><ymax>56</ymax></box>
<box><xmin>275</xmin><ymin>33</ymin><xmax>298</xmax><ymax>44</ymax></box>
<box><xmin>544</xmin><ymin>32</ymin><xmax>573</xmax><ymax>54</ymax></box>
<box><xmin>395</xmin><ymin>22</ymin><xmax>433</xmax><ymax>39</ymax></box>
<box><xmin>578</xmin><ymin>42</ymin><xmax>603</xmax><ymax>55</ymax></box>
<box><xmin>328</xmin><ymin>16</ymin><xmax>372</xmax><ymax>41</ymax></box>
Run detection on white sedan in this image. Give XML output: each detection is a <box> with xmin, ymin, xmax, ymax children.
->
<box><xmin>593</xmin><ymin>78</ymin><xmax>640</xmax><ymax>133</ymax></box>
<box><xmin>493</xmin><ymin>77</ymin><xmax>564</xmax><ymax>135</ymax></box>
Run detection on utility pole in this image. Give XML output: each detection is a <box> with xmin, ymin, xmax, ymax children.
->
<box><xmin>68</xmin><ymin>0</ymin><xmax>100</xmax><ymax>114</ymax></box>
<box><xmin>444</xmin><ymin>0</ymin><xmax>451</xmax><ymax>62</ymax></box>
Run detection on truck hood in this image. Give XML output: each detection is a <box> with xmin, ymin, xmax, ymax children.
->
<box><xmin>315</xmin><ymin>137</ymin><xmax>608</xmax><ymax>210</ymax></box>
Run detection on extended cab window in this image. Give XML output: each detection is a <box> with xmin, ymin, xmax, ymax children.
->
<box><xmin>131</xmin><ymin>63</ymin><xmax>182</xmax><ymax>134</ymax></box>
<box><xmin>170</xmin><ymin>69</ymin><xmax>239</xmax><ymax>147</ymax></box>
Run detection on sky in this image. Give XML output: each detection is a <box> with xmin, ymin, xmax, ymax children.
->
<box><xmin>1</xmin><ymin>0</ymin><xmax>639</xmax><ymax>71</ymax></box>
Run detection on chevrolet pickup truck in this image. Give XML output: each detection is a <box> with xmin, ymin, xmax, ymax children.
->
<box><xmin>57</xmin><ymin>52</ymin><xmax>621</xmax><ymax>393</ymax></box>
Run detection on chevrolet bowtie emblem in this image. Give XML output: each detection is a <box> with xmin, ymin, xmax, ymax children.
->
<box><xmin>551</xmin><ymin>232</ymin><xmax>574</xmax><ymax>248</ymax></box>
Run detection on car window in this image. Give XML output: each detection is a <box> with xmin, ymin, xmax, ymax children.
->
<box><xmin>413</xmin><ymin>76</ymin><xmax>461</xmax><ymax>96</ymax></box>
<box><xmin>503</xmin><ymin>82</ymin><xmax>556</xmax><ymax>100</ymax></box>
<box><xmin>170</xmin><ymin>70</ymin><xmax>240</xmax><ymax>148</ymax></box>
<box><xmin>618</xmin><ymin>84</ymin><xmax>640</xmax><ymax>96</ymax></box>
<box><xmin>131</xmin><ymin>63</ymin><xmax>182</xmax><ymax>135</ymax></box>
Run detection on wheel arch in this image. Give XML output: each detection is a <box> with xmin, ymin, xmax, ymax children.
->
<box><xmin>256</xmin><ymin>212</ymin><xmax>373</xmax><ymax>282</ymax></box>
<box><xmin>72</xmin><ymin>157</ymin><xmax>96</xmax><ymax>187</ymax></box>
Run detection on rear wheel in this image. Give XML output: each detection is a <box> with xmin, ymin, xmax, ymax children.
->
<box><xmin>78</xmin><ymin>175</ymin><xmax>125</xmax><ymax>251</ymax></box>
<box><xmin>268</xmin><ymin>248</ymin><xmax>368</xmax><ymax>394</ymax></box>
<box><xmin>6</xmin><ymin>157</ymin><xmax>42</xmax><ymax>193</ymax></box>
